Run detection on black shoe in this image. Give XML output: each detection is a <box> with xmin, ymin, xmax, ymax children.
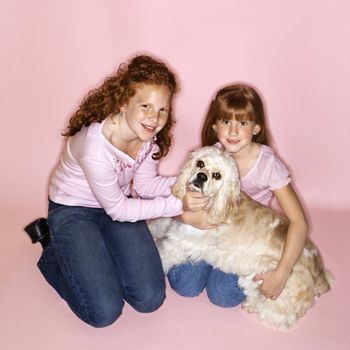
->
<box><xmin>24</xmin><ymin>218</ymin><xmax>50</xmax><ymax>247</ymax></box>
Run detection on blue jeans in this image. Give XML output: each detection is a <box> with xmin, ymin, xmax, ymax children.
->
<box><xmin>168</xmin><ymin>261</ymin><xmax>246</xmax><ymax>307</ymax></box>
<box><xmin>38</xmin><ymin>200</ymin><xmax>165</xmax><ymax>328</ymax></box>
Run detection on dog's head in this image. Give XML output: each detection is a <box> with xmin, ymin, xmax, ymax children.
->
<box><xmin>173</xmin><ymin>146</ymin><xmax>241</xmax><ymax>224</ymax></box>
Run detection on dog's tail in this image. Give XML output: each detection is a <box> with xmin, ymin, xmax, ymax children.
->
<box><xmin>316</xmin><ymin>269</ymin><xmax>334</xmax><ymax>295</ymax></box>
<box><xmin>303</xmin><ymin>240</ymin><xmax>333</xmax><ymax>295</ymax></box>
<box><xmin>312</xmin><ymin>248</ymin><xmax>333</xmax><ymax>295</ymax></box>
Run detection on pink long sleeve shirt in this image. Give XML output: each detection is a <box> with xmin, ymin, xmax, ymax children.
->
<box><xmin>49</xmin><ymin>120</ymin><xmax>183</xmax><ymax>222</ymax></box>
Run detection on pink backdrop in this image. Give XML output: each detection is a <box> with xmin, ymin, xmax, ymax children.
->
<box><xmin>1</xmin><ymin>1</ymin><xmax>349</xmax><ymax>349</ymax></box>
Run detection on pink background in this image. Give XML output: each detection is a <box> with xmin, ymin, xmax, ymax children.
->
<box><xmin>1</xmin><ymin>1</ymin><xmax>349</xmax><ymax>349</ymax></box>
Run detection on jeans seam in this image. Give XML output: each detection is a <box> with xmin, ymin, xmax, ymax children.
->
<box><xmin>100</xmin><ymin>218</ymin><xmax>156</xmax><ymax>308</ymax></box>
<box><xmin>50</xmin><ymin>207</ymin><xmax>93</xmax><ymax>323</ymax></box>
<box><xmin>100</xmin><ymin>233</ymin><xmax>128</xmax><ymax>299</ymax></box>
<box><xmin>99</xmin><ymin>212</ymin><xmax>128</xmax><ymax>290</ymax></box>
<box><xmin>53</xmin><ymin>239</ymin><xmax>92</xmax><ymax>324</ymax></box>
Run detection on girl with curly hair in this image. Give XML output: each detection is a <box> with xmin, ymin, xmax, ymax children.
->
<box><xmin>24</xmin><ymin>55</ymin><xmax>202</xmax><ymax>327</ymax></box>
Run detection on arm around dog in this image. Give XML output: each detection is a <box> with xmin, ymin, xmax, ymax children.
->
<box><xmin>253</xmin><ymin>184</ymin><xmax>308</xmax><ymax>299</ymax></box>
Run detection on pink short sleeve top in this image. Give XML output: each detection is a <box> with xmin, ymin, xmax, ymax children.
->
<box><xmin>241</xmin><ymin>144</ymin><xmax>290</xmax><ymax>206</ymax></box>
<box><xmin>214</xmin><ymin>143</ymin><xmax>290</xmax><ymax>206</ymax></box>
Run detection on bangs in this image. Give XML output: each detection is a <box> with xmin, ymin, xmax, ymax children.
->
<box><xmin>217</xmin><ymin>95</ymin><xmax>256</xmax><ymax>122</ymax></box>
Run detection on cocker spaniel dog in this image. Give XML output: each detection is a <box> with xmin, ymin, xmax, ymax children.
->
<box><xmin>148</xmin><ymin>146</ymin><xmax>332</xmax><ymax>330</ymax></box>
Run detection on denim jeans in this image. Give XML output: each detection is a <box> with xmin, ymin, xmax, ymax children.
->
<box><xmin>38</xmin><ymin>200</ymin><xmax>165</xmax><ymax>328</ymax></box>
<box><xmin>168</xmin><ymin>261</ymin><xmax>246</xmax><ymax>307</ymax></box>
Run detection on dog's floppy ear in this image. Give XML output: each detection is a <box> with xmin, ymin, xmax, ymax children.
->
<box><xmin>208</xmin><ymin>152</ymin><xmax>241</xmax><ymax>224</ymax></box>
<box><xmin>172</xmin><ymin>156</ymin><xmax>193</xmax><ymax>199</ymax></box>
<box><xmin>208</xmin><ymin>176</ymin><xmax>240</xmax><ymax>224</ymax></box>
<box><xmin>226</xmin><ymin>177</ymin><xmax>241</xmax><ymax>214</ymax></box>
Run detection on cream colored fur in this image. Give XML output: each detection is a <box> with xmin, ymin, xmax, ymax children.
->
<box><xmin>148</xmin><ymin>146</ymin><xmax>332</xmax><ymax>330</ymax></box>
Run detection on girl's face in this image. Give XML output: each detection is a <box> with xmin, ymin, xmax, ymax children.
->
<box><xmin>212</xmin><ymin>116</ymin><xmax>261</xmax><ymax>155</ymax></box>
<box><xmin>121</xmin><ymin>84</ymin><xmax>171</xmax><ymax>142</ymax></box>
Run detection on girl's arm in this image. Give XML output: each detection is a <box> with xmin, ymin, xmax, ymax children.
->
<box><xmin>253</xmin><ymin>184</ymin><xmax>308</xmax><ymax>299</ymax></box>
<box><xmin>133</xmin><ymin>146</ymin><xmax>177</xmax><ymax>198</ymax></box>
<box><xmin>133</xmin><ymin>147</ymin><xmax>211</xmax><ymax>212</ymax></box>
<box><xmin>81</xmin><ymin>156</ymin><xmax>182</xmax><ymax>222</ymax></box>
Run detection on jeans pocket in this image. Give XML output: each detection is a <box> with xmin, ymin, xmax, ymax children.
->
<box><xmin>48</xmin><ymin>204</ymin><xmax>88</xmax><ymax>234</ymax></box>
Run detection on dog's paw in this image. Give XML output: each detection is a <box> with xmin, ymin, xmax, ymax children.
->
<box><xmin>242</xmin><ymin>301</ymin><xmax>258</xmax><ymax>314</ymax></box>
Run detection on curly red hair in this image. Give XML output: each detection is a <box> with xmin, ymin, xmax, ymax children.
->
<box><xmin>63</xmin><ymin>55</ymin><xmax>178</xmax><ymax>159</ymax></box>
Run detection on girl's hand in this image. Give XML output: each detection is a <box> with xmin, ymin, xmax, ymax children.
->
<box><xmin>253</xmin><ymin>269</ymin><xmax>289</xmax><ymax>300</ymax></box>
<box><xmin>182</xmin><ymin>190</ymin><xmax>211</xmax><ymax>211</ymax></box>
<box><xmin>178</xmin><ymin>209</ymin><xmax>216</xmax><ymax>230</ymax></box>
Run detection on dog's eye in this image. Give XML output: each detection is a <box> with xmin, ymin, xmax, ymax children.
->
<box><xmin>212</xmin><ymin>172</ymin><xmax>221</xmax><ymax>180</ymax></box>
<box><xmin>197</xmin><ymin>160</ymin><xmax>204</xmax><ymax>168</ymax></box>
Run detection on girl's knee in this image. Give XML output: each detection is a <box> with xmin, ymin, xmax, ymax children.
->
<box><xmin>207</xmin><ymin>287</ymin><xmax>245</xmax><ymax>308</ymax></box>
<box><xmin>167</xmin><ymin>261</ymin><xmax>211</xmax><ymax>297</ymax></box>
<box><xmin>168</xmin><ymin>276</ymin><xmax>203</xmax><ymax>297</ymax></box>
<box><xmin>78</xmin><ymin>297</ymin><xmax>124</xmax><ymax>328</ymax></box>
<box><xmin>206</xmin><ymin>270</ymin><xmax>246</xmax><ymax>308</ymax></box>
<box><xmin>127</xmin><ymin>286</ymin><xmax>166</xmax><ymax>313</ymax></box>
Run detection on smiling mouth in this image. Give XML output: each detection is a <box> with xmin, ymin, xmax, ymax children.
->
<box><xmin>141</xmin><ymin>124</ymin><xmax>157</xmax><ymax>133</ymax></box>
<box><xmin>227</xmin><ymin>139</ymin><xmax>240</xmax><ymax>144</ymax></box>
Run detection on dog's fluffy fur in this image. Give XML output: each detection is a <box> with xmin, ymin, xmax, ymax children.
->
<box><xmin>148</xmin><ymin>146</ymin><xmax>332</xmax><ymax>330</ymax></box>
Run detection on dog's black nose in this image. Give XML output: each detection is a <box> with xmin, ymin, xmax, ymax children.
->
<box><xmin>197</xmin><ymin>172</ymin><xmax>208</xmax><ymax>183</ymax></box>
<box><xmin>192</xmin><ymin>172</ymin><xmax>208</xmax><ymax>189</ymax></box>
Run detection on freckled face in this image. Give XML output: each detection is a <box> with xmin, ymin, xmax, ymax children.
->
<box><xmin>122</xmin><ymin>84</ymin><xmax>172</xmax><ymax>142</ymax></box>
<box><xmin>212</xmin><ymin>117</ymin><xmax>260</xmax><ymax>154</ymax></box>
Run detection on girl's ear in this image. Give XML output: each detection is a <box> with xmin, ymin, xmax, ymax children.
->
<box><xmin>212</xmin><ymin>124</ymin><xmax>217</xmax><ymax>133</ymax></box>
<box><xmin>254</xmin><ymin>124</ymin><xmax>261</xmax><ymax>134</ymax></box>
